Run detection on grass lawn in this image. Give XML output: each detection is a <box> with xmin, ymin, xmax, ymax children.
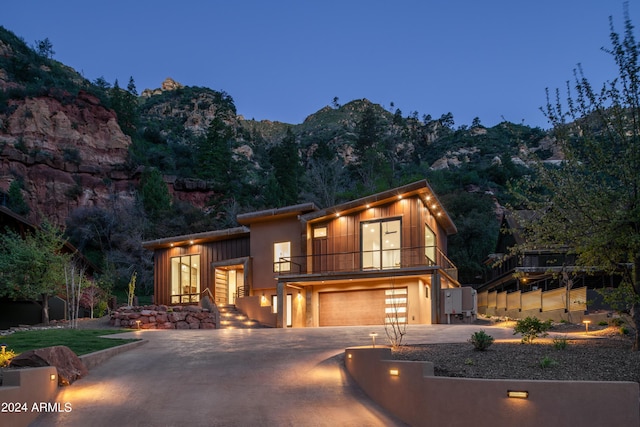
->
<box><xmin>0</xmin><ymin>329</ymin><xmax>140</xmax><ymax>356</ymax></box>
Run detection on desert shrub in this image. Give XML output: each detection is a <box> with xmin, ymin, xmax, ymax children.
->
<box><xmin>539</xmin><ymin>356</ymin><xmax>557</xmax><ymax>369</ymax></box>
<box><xmin>610</xmin><ymin>317</ymin><xmax>625</xmax><ymax>327</ymax></box>
<box><xmin>553</xmin><ymin>336</ymin><xmax>568</xmax><ymax>350</ymax></box>
<box><xmin>469</xmin><ymin>330</ymin><xmax>494</xmax><ymax>351</ymax></box>
<box><xmin>513</xmin><ymin>316</ymin><xmax>552</xmax><ymax>344</ymax></box>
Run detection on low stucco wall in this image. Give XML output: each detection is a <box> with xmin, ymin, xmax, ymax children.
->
<box><xmin>236</xmin><ymin>296</ymin><xmax>276</xmax><ymax>327</ymax></box>
<box><xmin>0</xmin><ymin>366</ymin><xmax>59</xmax><ymax>427</ymax></box>
<box><xmin>345</xmin><ymin>347</ymin><xmax>640</xmax><ymax>427</ymax></box>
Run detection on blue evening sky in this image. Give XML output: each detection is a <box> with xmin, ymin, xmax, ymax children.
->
<box><xmin>2</xmin><ymin>1</ymin><xmax>638</xmax><ymax>129</ymax></box>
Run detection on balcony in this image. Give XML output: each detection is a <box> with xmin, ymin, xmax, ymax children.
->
<box><xmin>275</xmin><ymin>246</ymin><xmax>458</xmax><ymax>281</ymax></box>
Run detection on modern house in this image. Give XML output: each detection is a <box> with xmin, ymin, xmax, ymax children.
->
<box><xmin>142</xmin><ymin>180</ymin><xmax>462</xmax><ymax>327</ymax></box>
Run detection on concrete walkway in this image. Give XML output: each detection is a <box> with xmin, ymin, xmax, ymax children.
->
<box><xmin>30</xmin><ymin>325</ymin><xmax>517</xmax><ymax>427</ymax></box>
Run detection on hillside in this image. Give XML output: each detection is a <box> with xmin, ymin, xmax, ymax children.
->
<box><xmin>0</xmin><ymin>25</ymin><xmax>556</xmax><ymax>290</ymax></box>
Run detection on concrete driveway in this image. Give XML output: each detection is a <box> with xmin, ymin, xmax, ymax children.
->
<box><xmin>30</xmin><ymin>325</ymin><xmax>516</xmax><ymax>427</ymax></box>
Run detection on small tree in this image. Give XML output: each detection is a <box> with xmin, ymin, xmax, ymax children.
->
<box><xmin>0</xmin><ymin>222</ymin><xmax>68</xmax><ymax>325</ymax></box>
<box><xmin>65</xmin><ymin>258</ymin><xmax>87</xmax><ymax>329</ymax></box>
<box><xmin>127</xmin><ymin>271</ymin><xmax>137</xmax><ymax>307</ymax></box>
<box><xmin>515</xmin><ymin>5</ymin><xmax>640</xmax><ymax>350</ymax></box>
<box><xmin>384</xmin><ymin>287</ymin><xmax>408</xmax><ymax>348</ymax></box>
<box><xmin>80</xmin><ymin>284</ymin><xmax>105</xmax><ymax>319</ymax></box>
<box><xmin>513</xmin><ymin>317</ymin><xmax>552</xmax><ymax>344</ymax></box>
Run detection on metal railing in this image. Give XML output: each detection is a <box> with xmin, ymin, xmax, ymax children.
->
<box><xmin>275</xmin><ymin>246</ymin><xmax>457</xmax><ymax>279</ymax></box>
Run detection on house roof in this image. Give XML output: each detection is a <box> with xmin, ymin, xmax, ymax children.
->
<box><xmin>301</xmin><ymin>180</ymin><xmax>457</xmax><ymax>235</ymax></box>
<box><xmin>236</xmin><ymin>202</ymin><xmax>318</xmax><ymax>225</ymax></box>
<box><xmin>141</xmin><ymin>226</ymin><xmax>250</xmax><ymax>250</ymax></box>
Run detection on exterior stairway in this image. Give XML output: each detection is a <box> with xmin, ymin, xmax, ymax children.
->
<box><xmin>217</xmin><ymin>305</ymin><xmax>262</xmax><ymax>329</ymax></box>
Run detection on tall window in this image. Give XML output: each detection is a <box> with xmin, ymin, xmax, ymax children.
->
<box><xmin>171</xmin><ymin>254</ymin><xmax>200</xmax><ymax>304</ymax></box>
<box><xmin>361</xmin><ymin>219</ymin><xmax>401</xmax><ymax>270</ymax></box>
<box><xmin>425</xmin><ymin>225</ymin><xmax>436</xmax><ymax>265</ymax></box>
<box><xmin>273</xmin><ymin>241</ymin><xmax>291</xmax><ymax>272</ymax></box>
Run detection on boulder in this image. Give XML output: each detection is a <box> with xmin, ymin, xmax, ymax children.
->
<box><xmin>10</xmin><ymin>345</ymin><xmax>88</xmax><ymax>386</ymax></box>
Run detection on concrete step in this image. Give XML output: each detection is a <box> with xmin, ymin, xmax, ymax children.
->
<box><xmin>217</xmin><ymin>305</ymin><xmax>263</xmax><ymax>329</ymax></box>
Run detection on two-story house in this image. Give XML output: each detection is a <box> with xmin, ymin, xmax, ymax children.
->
<box><xmin>142</xmin><ymin>179</ymin><xmax>461</xmax><ymax>327</ymax></box>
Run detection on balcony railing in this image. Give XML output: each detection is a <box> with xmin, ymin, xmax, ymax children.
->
<box><xmin>275</xmin><ymin>246</ymin><xmax>458</xmax><ymax>280</ymax></box>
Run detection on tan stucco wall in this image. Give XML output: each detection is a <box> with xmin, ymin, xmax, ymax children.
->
<box><xmin>0</xmin><ymin>366</ymin><xmax>59</xmax><ymax>427</ymax></box>
<box><xmin>345</xmin><ymin>347</ymin><xmax>640</xmax><ymax>427</ymax></box>
<box><xmin>249</xmin><ymin>218</ymin><xmax>303</xmax><ymax>291</ymax></box>
<box><xmin>236</xmin><ymin>295</ymin><xmax>277</xmax><ymax>327</ymax></box>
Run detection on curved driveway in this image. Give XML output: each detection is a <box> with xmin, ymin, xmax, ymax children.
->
<box><xmin>31</xmin><ymin>325</ymin><xmax>517</xmax><ymax>427</ymax></box>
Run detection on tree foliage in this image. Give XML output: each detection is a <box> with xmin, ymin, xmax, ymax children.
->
<box><xmin>515</xmin><ymin>6</ymin><xmax>640</xmax><ymax>350</ymax></box>
<box><xmin>0</xmin><ymin>222</ymin><xmax>69</xmax><ymax>324</ymax></box>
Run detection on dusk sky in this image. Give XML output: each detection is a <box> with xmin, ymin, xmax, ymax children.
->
<box><xmin>3</xmin><ymin>1</ymin><xmax>638</xmax><ymax>129</ymax></box>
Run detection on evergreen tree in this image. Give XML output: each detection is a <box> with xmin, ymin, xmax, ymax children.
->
<box><xmin>266</xmin><ymin>128</ymin><xmax>302</xmax><ymax>207</ymax></box>
<box><xmin>196</xmin><ymin>116</ymin><xmax>234</xmax><ymax>186</ymax></box>
<box><xmin>139</xmin><ymin>168</ymin><xmax>171</xmax><ymax>220</ymax></box>
<box><xmin>7</xmin><ymin>179</ymin><xmax>29</xmax><ymax>216</ymax></box>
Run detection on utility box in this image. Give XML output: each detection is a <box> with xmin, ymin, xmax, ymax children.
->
<box><xmin>444</xmin><ymin>289</ymin><xmax>462</xmax><ymax>315</ymax></box>
<box><xmin>441</xmin><ymin>287</ymin><xmax>477</xmax><ymax>324</ymax></box>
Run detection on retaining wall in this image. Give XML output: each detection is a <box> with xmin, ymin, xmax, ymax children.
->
<box><xmin>345</xmin><ymin>346</ymin><xmax>640</xmax><ymax>427</ymax></box>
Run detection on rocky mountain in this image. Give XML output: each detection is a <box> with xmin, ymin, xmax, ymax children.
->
<box><xmin>0</xmin><ymin>25</ymin><xmax>559</xmax><ymax>285</ymax></box>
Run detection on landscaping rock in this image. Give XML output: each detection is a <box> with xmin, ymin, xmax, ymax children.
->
<box><xmin>10</xmin><ymin>345</ymin><xmax>88</xmax><ymax>386</ymax></box>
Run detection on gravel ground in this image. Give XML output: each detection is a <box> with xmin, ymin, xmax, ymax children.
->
<box><xmin>393</xmin><ymin>324</ymin><xmax>640</xmax><ymax>383</ymax></box>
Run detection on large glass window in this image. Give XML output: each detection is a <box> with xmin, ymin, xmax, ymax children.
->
<box><xmin>273</xmin><ymin>241</ymin><xmax>291</xmax><ymax>272</ymax></box>
<box><xmin>171</xmin><ymin>254</ymin><xmax>200</xmax><ymax>304</ymax></box>
<box><xmin>425</xmin><ymin>225</ymin><xmax>436</xmax><ymax>265</ymax></box>
<box><xmin>361</xmin><ymin>219</ymin><xmax>401</xmax><ymax>270</ymax></box>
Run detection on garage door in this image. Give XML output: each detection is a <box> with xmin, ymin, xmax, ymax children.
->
<box><xmin>319</xmin><ymin>289</ymin><xmax>387</xmax><ymax>326</ymax></box>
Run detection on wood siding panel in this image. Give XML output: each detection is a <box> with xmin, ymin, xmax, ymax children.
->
<box><xmin>153</xmin><ymin>237</ymin><xmax>250</xmax><ymax>305</ymax></box>
<box><xmin>317</xmin><ymin>196</ymin><xmax>435</xmax><ymax>272</ymax></box>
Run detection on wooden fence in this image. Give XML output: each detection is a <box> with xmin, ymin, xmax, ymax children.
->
<box><xmin>478</xmin><ymin>286</ymin><xmax>587</xmax><ymax>318</ymax></box>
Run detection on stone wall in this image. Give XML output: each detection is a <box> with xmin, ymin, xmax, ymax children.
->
<box><xmin>110</xmin><ymin>305</ymin><xmax>216</xmax><ymax>329</ymax></box>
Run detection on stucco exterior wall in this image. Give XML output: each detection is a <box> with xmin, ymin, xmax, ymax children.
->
<box><xmin>0</xmin><ymin>366</ymin><xmax>59</xmax><ymax>427</ymax></box>
<box><xmin>345</xmin><ymin>347</ymin><xmax>640</xmax><ymax>427</ymax></box>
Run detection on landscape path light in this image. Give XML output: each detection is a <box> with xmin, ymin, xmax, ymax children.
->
<box><xmin>583</xmin><ymin>319</ymin><xmax>591</xmax><ymax>333</ymax></box>
<box><xmin>369</xmin><ymin>332</ymin><xmax>378</xmax><ymax>348</ymax></box>
<box><xmin>0</xmin><ymin>343</ymin><xmax>6</xmax><ymax>354</ymax></box>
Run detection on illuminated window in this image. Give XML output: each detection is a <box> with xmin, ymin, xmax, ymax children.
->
<box><xmin>274</xmin><ymin>242</ymin><xmax>291</xmax><ymax>272</ymax></box>
<box><xmin>170</xmin><ymin>254</ymin><xmax>200</xmax><ymax>304</ymax></box>
<box><xmin>361</xmin><ymin>219</ymin><xmax>401</xmax><ymax>270</ymax></box>
<box><xmin>425</xmin><ymin>224</ymin><xmax>436</xmax><ymax>265</ymax></box>
<box><xmin>313</xmin><ymin>226</ymin><xmax>327</xmax><ymax>238</ymax></box>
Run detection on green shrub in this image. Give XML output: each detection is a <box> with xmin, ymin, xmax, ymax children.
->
<box><xmin>598</xmin><ymin>320</ymin><xmax>609</xmax><ymax>326</ymax></box>
<box><xmin>513</xmin><ymin>317</ymin><xmax>552</xmax><ymax>344</ymax></box>
<box><xmin>619</xmin><ymin>326</ymin><xmax>629</xmax><ymax>335</ymax></box>
<box><xmin>553</xmin><ymin>336</ymin><xmax>568</xmax><ymax>350</ymax></box>
<box><xmin>540</xmin><ymin>356</ymin><xmax>557</xmax><ymax>369</ymax></box>
<box><xmin>469</xmin><ymin>330</ymin><xmax>494</xmax><ymax>351</ymax></box>
<box><xmin>610</xmin><ymin>317</ymin><xmax>625</xmax><ymax>327</ymax></box>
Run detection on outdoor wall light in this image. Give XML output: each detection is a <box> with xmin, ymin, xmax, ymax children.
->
<box><xmin>347</xmin><ymin>353</ymin><xmax>352</xmax><ymax>359</ymax></box>
<box><xmin>50</xmin><ymin>373</ymin><xmax>57</xmax><ymax>381</ymax></box>
<box><xmin>369</xmin><ymin>332</ymin><xmax>378</xmax><ymax>348</ymax></box>
<box><xmin>583</xmin><ymin>319</ymin><xmax>591</xmax><ymax>333</ymax></box>
<box><xmin>507</xmin><ymin>390</ymin><xmax>529</xmax><ymax>399</ymax></box>
<box><xmin>389</xmin><ymin>369</ymin><xmax>399</xmax><ymax>376</ymax></box>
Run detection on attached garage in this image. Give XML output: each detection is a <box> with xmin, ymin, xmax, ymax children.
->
<box><xmin>318</xmin><ymin>287</ymin><xmax>408</xmax><ymax>326</ymax></box>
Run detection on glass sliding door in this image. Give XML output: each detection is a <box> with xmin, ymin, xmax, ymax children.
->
<box><xmin>361</xmin><ymin>219</ymin><xmax>401</xmax><ymax>270</ymax></box>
